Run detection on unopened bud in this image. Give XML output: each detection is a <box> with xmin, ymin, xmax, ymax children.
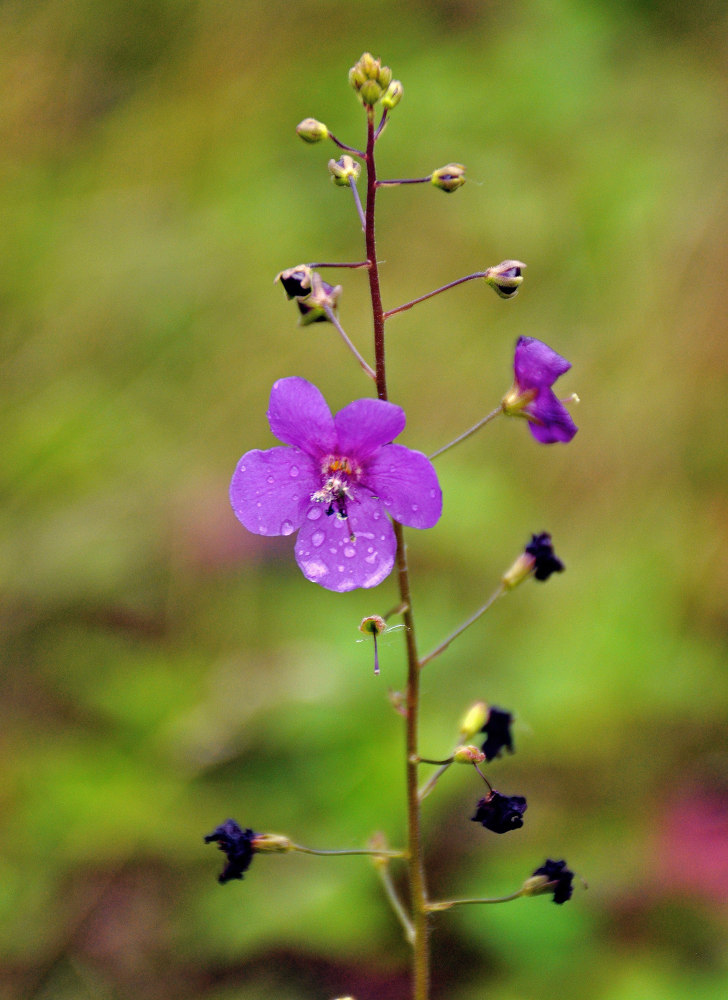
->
<box><xmin>349</xmin><ymin>52</ymin><xmax>394</xmax><ymax>106</ymax></box>
<box><xmin>453</xmin><ymin>744</ymin><xmax>486</xmax><ymax>764</ymax></box>
<box><xmin>484</xmin><ymin>260</ymin><xmax>526</xmax><ymax>299</ymax></box>
<box><xmin>275</xmin><ymin>264</ymin><xmax>313</xmax><ymax>300</ymax></box>
<box><xmin>381</xmin><ymin>80</ymin><xmax>403</xmax><ymax>109</ymax></box>
<box><xmin>459</xmin><ymin>701</ymin><xmax>489</xmax><ymax>740</ymax></box>
<box><xmin>296</xmin><ymin>117</ymin><xmax>329</xmax><ymax>143</ymax></box>
<box><xmin>250</xmin><ymin>833</ymin><xmax>293</xmax><ymax>853</ymax></box>
<box><xmin>328</xmin><ymin>155</ymin><xmax>361</xmax><ymax>186</ymax></box>
<box><xmin>430</xmin><ymin>163</ymin><xmax>466</xmax><ymax>193</ymax></box>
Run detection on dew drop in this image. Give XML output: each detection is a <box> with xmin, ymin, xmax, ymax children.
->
<box><xmin>343</xmin><ymin>546</ymin><xmax>356</xmax><ymax>559</ymax></box>
<box><xmin>389</xmin><ymin>465</ymin><xmax>396</xmax><ymax>473</ymax></box>
<box><xmin>307</xmin><ymin>506</ymin><xmax>322</xmax><ymax>521</ymax></box>
<box><xmin>290</xmin><ymin>466</ymin><xmax>299</xmax><ymax>478</ymax></box>
<box><xmin>329</xmin><ymin>547</ymin><xmax>337</xmax><ymax>555</ymax></box>
<box><xmin>240</xmin><ymin>464</ymin><xmax>246</xmax><ymax>472</ymax></box>
<box><xmin>256</xmin><ymin>501</ymin><xmax>262</xmax><ymax>508</ymax></box>
<box><xmin>430</xmin><ymin>489</ymin><xmax>437</xmax><ymax>498</ymax></box>
<box><xmin>365</xmin><ymin>552</ymin><xmax>377</xmax><ymax>564</ymax></box>
<box><xmin>367</xmin><ymin>546</ymin><xmax>374</xmax><ymax>554</ymax></box>
<box><xmin>280</xmin><ymin>520</ymin><xmax>294</xmax><ymax>536</ymax></box>
<box><xmin>372</xmin><ymin>510</ymin><xmax>381</xmax><ymax>521</ymax></box>
<box><xmin>259</xmin><ymin>525</ymin><xmax>268</xmax><ymax>534</ymax></box>
<box><xmin>337</xmin><ymin>565</ymin><xmax>345</xmax><ymax>573</ymax></box>
<box><xmin>267</xmin><ymin>476</ymin><xmax>275</xmax><ymax>485</ymax></box>
<box><xmin>312</xmin><ymin>531</ymin><xmax>325</xmax><ymax>547</ymax></box>
<box><xmin>411</xmin><ymin>503</ymin><xmax>419</xmax><ymax>513</ymax></box>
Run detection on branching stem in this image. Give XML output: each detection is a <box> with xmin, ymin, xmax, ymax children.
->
<box><xmin>384</xmin><ymin>271</ymin><xmax>488</xmax><ymax>319</ymax></box>
<box><xmin>419</xmin><ymin>583</ymin><xmax>506</xmax><ymax>668</ymax></box>
<box><xmin>429</xmin><ymin>406</ymin><xmax>503</xmax><ymax>460</ymax></box>
<box><xmin>323</xmin><ymin>305</ymin><xmax>376</xmax><ymax>381</ymax></box>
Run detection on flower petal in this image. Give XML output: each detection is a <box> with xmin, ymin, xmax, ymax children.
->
<box><xmin>334</xmin><ymin>398</ymin><xmax>406</xmax><ymax>460</ymax></box>
<box><xmin>294</xmin><ymin>493</ymin><xmax>396</xmax><ymax>591</ymax></box>
<box><xmin>363</xmin><ymin>444</ymin><xmax>442</xmax><ymax>528</ymax></box>
<box><xmin>230</xmin><ymin>446</ymin><xmax>317</xmax><ymax>535</ymax></box>
<box><xmin>514</xmin><ymin>337</ymin><xmax>570</xmax><ymax>390</ymax></box>
<box><xmin>527</xmin><ymin>390</ymin><xmax>578</xmax><ymax>444</ymax></box>
<box><xmin>267</xmin><ymin>377</ymin><xmax>336</xmax><ymax>456</ymax></box>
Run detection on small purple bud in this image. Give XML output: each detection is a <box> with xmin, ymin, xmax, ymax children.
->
<box><xmin>472</xmin><ymin>791</ymin><xmax>527</xmax><ymax>834</ymax></box>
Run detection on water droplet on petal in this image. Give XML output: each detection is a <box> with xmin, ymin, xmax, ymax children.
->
<box><xmin>256</xmin><ymin>502</ymin><xmax>262</xmax><ymax>508</ymax></box>
<box><xmin>259</xmin><ymin>525</ymin><xmax>267</xmax><ymax>534</ymax></box>
<box><xmin>372</xmin><ymin>511</ymin><xmax>381</xmax><ymax>521</ymax></box>
<box><xmin>367</xmin><ymin>546</ymin><xmax>374</xmax><ymax>554</ymax></box>
<box><xmin>280</xmin><ymin>520</ymin><xmax>294</xmax><ymax>536</ymax></box>
<box><xmin>267</xmin><ymin>476</ymin><xmax>275</xmax><ymax>485</ymax></box>
<box><xmin>290</xmin><ymin>466</ymin><xmax>299</xmax><ymax>478</ymax></box>
<box><xmin>307</xmin><ymin>506</ymin><xmax>322</xmax><ymax>521</ymax></box>
<box><xmin>337</xmin><ymin>565</ymin><xmax>345</xmax><ymax>573</ymax></box>
<box><xmin>343</xmin><ymin>546</ymin><xmax>356</xmax><ymax>558</ymax></box>
<box><xmin>430</xmin><ymin>489</ymin><xmax>437</xmax><ymax>498</ymax></box>
<box><xmin>329</xmin><ymin>547</ymin><xmax>337</xmax><ymax>555</ymax></box>
<box><xmin>312</xmin><ymin>531</ymin><xmax>325</xmax><ymax>547</ymax></box>
<box><xmin>240</xmin><ymin>464</ymin><xmax>246</xmax><ymax>472</ymax></box>
<box><xmin>365</xmin><ymin>552</ymin><xmax>377</xmax><ymax>564</ymax></box>
<box><xmin>411</xmin><ymin>504</ymin><xmax>419</xmax><ymax>513</ymax></box>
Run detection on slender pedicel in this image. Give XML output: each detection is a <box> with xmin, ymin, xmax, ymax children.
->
<box><xmin>373</xmin><ymin>858</ymin><xmax>415</xmax><ymax>944</ymax></box>
<box><xmin>419</xmin><ymin>584</ymin><xmax>506</xmax><ymax>668</ymax></box>
<box><xmin>307</xmin><ymin>261</ymin><xmax>371</xmax><ymax>269</ymax></box>
<box><xmin>428</xmin><ymin>406</ymin><xmax>503</xmax><ymax>460</ymax></box>
<box><xmin>328</xmin><ymin>133</ymin><xmax>365</xmax><ymax>156</ymax></box>
<box><xmin>349</xmin><ymin>176</ymin><xmax>367</xmax><ymax>231</ymax></box>
<box><xmin>292</xmin><ymin>844</ymin><xmax>406</xmax><ymax>858</ymax></box>
<box><xmin>426</xmin><ymin>890</ymin><xmax>525</xmax><ymax>911</ymax></box>
<box><xmin>322</xmin><ymin>305</ymin><xmax>376</xmax><ymax>380</ymax></box>
<box><xmin>384</xmin><ymin>272</ymin><xmax>488</xmax><ymax>318</ymax></box>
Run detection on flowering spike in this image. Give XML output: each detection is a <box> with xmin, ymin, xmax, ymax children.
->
<box><xmin>522</xmin><ymin>859</ymin><xmax>575</xmax><ymax>904</ymax></box>
<box><xmin>502</xmin><ymin>533</ymin><xmax>564</xmax><ymax>589</ymax></box>
<box><xmin>204</xmin><ymin>819</ymin><xmax>257</xmax><ymax>884</ymax></box>
<box><xmin>296</xmin><ymin>118</ymin><xmax>330</xmax><ymax>143</ymax></box>
<box><xmin>328</xmin><ymin>155</ymin><xmax>361</xmax><ymax>186</ymax></box>
<box><xmin>230</xmin><ymin>378</ymin><xmax>442</xmax><ymax>591</ymax></box>
<box><xmin>502</xmin><ymin>336</ymin><xmax>578</xmax><ymax>443</ymax></box>
<box><xmin>471</xmin><ymin>791</ymin><xmax>527</xmax><ymax>834</ymax></box>
<box><xmin>430</xmin><ymin>164</ymin><xmax>466</xmax><ymax>193</ymax></box>
<box><xmin>484</xmin><ymin>260</ymin><xmax>526</xmax><ymax>299</ymax></box>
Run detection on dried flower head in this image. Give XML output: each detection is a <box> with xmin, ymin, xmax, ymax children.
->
<box><xmin>502</xmin><ymin>337</ymin><xmax>578</xmax><ymax>443</ymax></box>
<box><xmin>204</xmin><ymin>819</ymin><xmax>256</xmax><ymax>884</ymax></box>
<box><xmin>230</xmin><ymin>377</ymin><xmax>442</xmax><ymax>591</ymax></box>
<box><xmin>472</xmin><ymin>791</ymin><xmax>527</xmax><ymax>834</ymax></box>
<box><xmin>480</xmin><ymin>706</ymin><xmax>514</xmax><ymax>761</ymax></box>
<box><xmin>523</xmin><ymin>859</ymin><xmax>575</xmax><ymax>904</ymax></box>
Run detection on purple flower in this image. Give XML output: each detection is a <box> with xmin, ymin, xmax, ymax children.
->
<box><xmin>230</xmin><ymin>377</ymin><xmax>442</xmax><ymax>592</ymax></box>
<box><xmin>204</xmin><ymin>819</ymin><xmax>256</xmax><ymax>884</ymax></box>
<box><xmin>502</xmin><ymin>336</ymin><xmax>578</xmax><ymax>444</ymax></box>
<box><xmin>480</xmin><ymin>706</ymin><xmax>514</xmax><ymax>761</ymax></box>
<box><xmin>471</xmin><ymin>791</ymin><xmax>527</xmax><ymax>834</ymax></box>
<box><xmin>530</xmin><ymin>859</ymin><xmax>574</xmax><ymax>904</ymax></box>
<box><xmin>525</xmin><ymin>532</ymin><xmax>564</xmax><ymax>581</ymax></box>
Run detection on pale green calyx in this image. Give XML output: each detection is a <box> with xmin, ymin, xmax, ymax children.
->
<box><xmin>430</xmin><ymin>163</ymin><xmax>466</xmax><ymax>193</ymax></box>
<box><xmin>328</xmin><ymin>155</ymin><xmax>361</xmax><ymax>186</ymax></box>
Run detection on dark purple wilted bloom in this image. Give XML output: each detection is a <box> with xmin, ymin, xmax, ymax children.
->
<box><xmin>204</xmin><ymin>819</ymin><xmax>256</xmax><ymax>884</ymax></box>
<box><xmin>526</xmin><ymin>532</ymin><xmax>564</xmax><ymax>581</ymax></box>
<box><xmin>472</xmin><ymin>791</ymin><xmax>527</xmax><ymax>834</ymax></box>
<box><xmin>502</xmin><ymin>336</ymin><xmax>578</xmax><ymax>444</ymax></box>
<box><xmin>530</xmin><ymin>859</ymin><xmax>574</xmax><ymax>904</ymax></box>
<box><xmin>480</xmin><ymin>706</ymin><xmax>514</xmax><ymax>761</ymax></box>
<box><xmin>230</xmin><ymin>377</ymin><xmax>442</xmax><ymax>592</ymax></box>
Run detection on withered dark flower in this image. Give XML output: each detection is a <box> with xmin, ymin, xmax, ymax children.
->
<box><xmin>204</xmin><ymin>819</ymin><xmax>257</xmax><ymax>884</ymax></box>
<box><xmin>471</xmin><ymin>791</ymin><xmax>527</xmax><ymax>834</ymax></box>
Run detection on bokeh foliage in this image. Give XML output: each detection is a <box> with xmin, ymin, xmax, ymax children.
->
<box><xmin>2</xmin><ymin>1</ymin><xmax>728</xmax><ymax>998</ymax></box>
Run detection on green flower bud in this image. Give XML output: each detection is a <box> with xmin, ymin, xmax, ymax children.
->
<box><xmin>250</xmin><ymin>833</ymin><xmax>293</xmax><ymax>853</ymax></box>
<box><xmin>381</xmin><ymin>80</ymin><xmax>403</xmax><ymax>109</ymax></box>
<box><xmin>328</xmin><ymin>155</ymin><xmax>361</xmax><ymax>186</ymax></box>
<box><xmin>459</xmin><ymin>700</ymin><xmax>489</xmax><ymax>740</ymax></box>
<box><xmin>430</xmin><ymin>163</ymin><xmax>466</xmax><ymax>193</ymax></box>
<box><xmin>296</xmin><ymin>117</ymin><xmax>330</xmax><ymax>143</ymax></box>
<box><xmin>453</xmin><ymin>744</ymin><xmax>486</xmax><ymax>764</ymax></box>
<box><xmin>349</xmin><ymin>52</ymin><xmax>394</xmax><ymax>106</ymax></box>
<box><xmin>484</xmin><ymin>260</ymin><xmax>526</xmax><ymax>299</ymax></box>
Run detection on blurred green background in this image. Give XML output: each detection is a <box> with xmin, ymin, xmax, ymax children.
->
<box><xmin>2</xmin><ymin>1</ymin><xmax>728</xmax><ymax>998</ymax></box>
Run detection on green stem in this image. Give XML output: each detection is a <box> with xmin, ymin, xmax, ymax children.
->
<box><xmin>364</xmin><ymin>107</ymin><xmax>430</xmax><ymax>1000</ymax></box>
<box><xmin>429</xmin><ymin>405</ymin><xmax>504</xmax><ymax>460</ymax></box>
<box><xmin>427</xmin><ymin>890</ymin><xmax>524</xmax><ymax>911</ymax></box>
<box><xmin>384</xmin><ymin>272</ymin><xmax>488</xmax><ymax>319</ymax></box>
<box><xmin>292</xmin><ymin>844</ymin><xmax>405</xmax><ymax>858</ymax></box>
<box><xmin>323</xmin><ymin>305</ymin><xmax>376</xmax><ymax>381</ymax></box>
<box><xmin>374</xmin><ymin>861</ymin><xmax>416</xmax><ymax>944</ymax></box>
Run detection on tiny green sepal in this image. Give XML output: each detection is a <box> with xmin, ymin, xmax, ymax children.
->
<box><xmin>250</xmin><ymin>833</ymin><xmax>294</xmax><ymax>853</ymax></box>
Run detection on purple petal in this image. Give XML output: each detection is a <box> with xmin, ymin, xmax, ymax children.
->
<box><xmin>230</xmin><ymin>446</ymin><xmax>317</xmax><ymax>535</ymax></box>
<box><xmin>334</xmin><ymin>398</ymin><xmax>406</xmax><ymax>461</ymax></box>
<box><xmin>514</xmin><ymin>337</ymin><xmax>570</xmax><ymax>390</ymax></box>
<box><xmin>527</xmin><ymin>390</ymin><xmax>578</xmax><ymax>444</ymax></box>
<box><xmin>363</xmin><ymin>444</ymin><xmax>442</xmax><ymax>529</ymax></box>
<box><xmin>267</xmin><ymin>377</ymin><xmax>336</xmax><ymax>457</ymax></box>
<box><xmin>294</xmin><ymin>493</ymin><xmax>396</xmax><ymax>591</ymax></box>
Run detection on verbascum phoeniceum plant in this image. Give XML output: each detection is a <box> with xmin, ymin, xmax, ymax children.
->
<box><xmin>207</xmin><ymin>53</ymin><xmax>581</xmax><ymax>1000</ymax></box>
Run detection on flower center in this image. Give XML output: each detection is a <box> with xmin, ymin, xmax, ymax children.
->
<box><xmin>310</xmin><ymin>454</ymin><xmax>362</xmax><ymax>520</ymax></box>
